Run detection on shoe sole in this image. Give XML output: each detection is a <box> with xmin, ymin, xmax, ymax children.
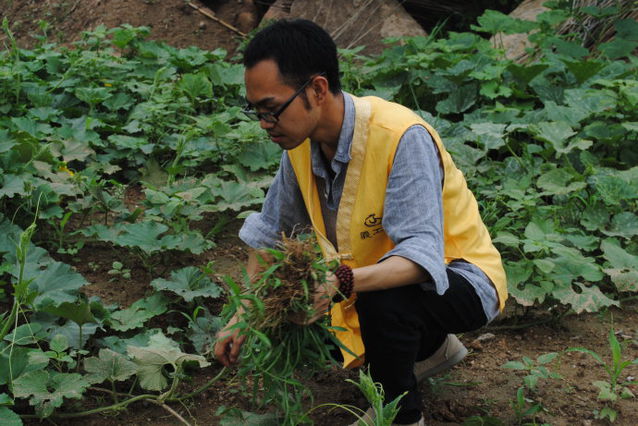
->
<box><xmin>415</xmin><ymin>344</ymin><xmax>468</xmax><ymax>384</ymax></box>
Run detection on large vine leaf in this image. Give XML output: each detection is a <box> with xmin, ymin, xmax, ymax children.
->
<box><xmin>109</xmin><ymin>293</ymin><xmax>168</xmax><ymax>332</ymax></box>
<box><xmin>529</xmin><ymin>121</ymin><xmax>576</xmax><ymax>155</ymax></box>
<box><xmin>0</xmin><ymin>345</ymin><xmax>49</xmax><ymax>386</ymax></box>
<box><xmin>552</xmin><ymin>282</ymin><xmax>619</xmax><ymax>314</ymax></box>
<box><xmin>187</xmin><ymin>309</ymin><xmax>223</xmax><ymax>356</ymax></box>
<box><xmin>601</xmin><ymin>212</ymin><xmax>638</xmax><ymax>239</ymax></box>
<box><xmin>127</xmin><ymin>333</ymin><xmax>210</xmax><ymax>391</ymax></box>
<box><xmin>84</xmin><ymin>348</ymin><xmax>138</xmax><ymax>385</ymax></box>
<box><xmin>27</xmin><ymin>261</ymin><xmax>87</xmax><ymax>309</ymax></box>
<box><xmin>601</xmin><ymin>239</ymin><xmax>638</xmax><ymax>293</ymax></box>
<box><xmin>206</xmin><ymin>180</ymin><xmax>264</xmax><ymax>212</ymax></box>
<box><xmin>0</xmin><ymin>407</ymin><xmax>22</xmax><ymax>426</ymax></box>
<box><xmin>12</xmin><ymin>370</ymin><xmax>90</xmax><ymax>418</ymax></box>
<box><xmin>150</xmin><ymin>266</ymin><xmax>222</xmax><ymax>302</ymax></box>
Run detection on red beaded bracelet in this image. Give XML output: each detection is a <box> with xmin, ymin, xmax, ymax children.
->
<box><xmin>332</xmin><ymin>264</ymin><xmax>354</xmax><ymax>302</ymax></box>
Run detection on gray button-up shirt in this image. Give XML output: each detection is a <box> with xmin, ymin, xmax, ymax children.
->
<box><xmin>239</xmin><ymin>93</ymin><xmax>499</xmax><ymax>322</ymax></box>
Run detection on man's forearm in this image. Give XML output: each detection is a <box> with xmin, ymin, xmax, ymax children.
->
<box><xmin>353</xmin><ymin>255</ymin><xmax>430</xmax><ymax>293</ymax></box>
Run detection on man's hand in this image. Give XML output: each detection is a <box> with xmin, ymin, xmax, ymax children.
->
<box><xmin>213</xmin><ymin>312</ymin><xmax>246</xmax><ymax>366</ymax></box>
<box><xmin>290</xmin><ymin>272</ymin><xmax>339</xmax><ymax>325</ymax></box>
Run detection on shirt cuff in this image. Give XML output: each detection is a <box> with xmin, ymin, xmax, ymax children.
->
<box><xmin>379</xmin><ymin>238</ymin><xmax>449</xmax><ymax>295</ymax></box>
<box><xmin>238</xmin><ymin>212</ymin><xmax>281</xmax><ymax>249</ymax></box>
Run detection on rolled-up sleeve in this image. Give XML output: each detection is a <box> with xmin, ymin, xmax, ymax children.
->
<box><xmin>239</xmin><ymin>152</ymin><xmax>311</xmax><ymax>249</ymax></box>
<box><xmin>380</xmin><ymin>125</ymin><xmax>449</xmax><ymax>294</ymax></box>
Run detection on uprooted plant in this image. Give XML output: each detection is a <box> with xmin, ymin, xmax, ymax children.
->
<box><xmin>222</xmin><ymin>234</ymin><xmax>348</xmax><ymax>425</ymax></box>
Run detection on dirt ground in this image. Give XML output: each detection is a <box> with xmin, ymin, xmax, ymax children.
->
<box><xmin>1</xmin><ymin>0</ymin><xmax>254</xmax><ymax>56</ymax></box>
<box><xmin>5</xmin><ymin>1</ymin><xmax>638</xmax><ymax>425</ymax></box>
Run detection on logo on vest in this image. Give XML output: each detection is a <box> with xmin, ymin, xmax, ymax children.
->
<box><xmin>360</xmin><ymin>213</ymin><xmax>384</xmax><ymax>240</ymax></box>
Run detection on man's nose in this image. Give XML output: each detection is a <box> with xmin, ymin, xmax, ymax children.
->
<box><xmin>259</xmin><ymin>119</ymin><xmax>275</xmax><ymax>130</ymax></box>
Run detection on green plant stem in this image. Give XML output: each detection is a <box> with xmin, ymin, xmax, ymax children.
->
<box><xmin>171</xmin><ymin>367</ymin><xmax>227</xmax><ymax>401</ymax></box>
<box><xmin>487</xmin><ymin>314</ymin><xmax>565</xmax><ymax>331</ymax></box>
<box><xmin>20</xmin><ymin>393</ymin><xmax>155</xmax><ymax>419</ymax></box>
<box><xmin>22</xmin><ymin>369</ymin><xmax>228</xmax><ymax>422</ymax></box>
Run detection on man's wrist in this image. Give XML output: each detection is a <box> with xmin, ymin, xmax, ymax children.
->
<box><xmin>332</xmin><ymin>264</ymin><xmax>354</xmax><ymax>302</ymax></box>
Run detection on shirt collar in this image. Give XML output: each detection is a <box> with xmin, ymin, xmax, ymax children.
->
<box><xmin>310</xmin><ymin>92</ymin><xmax>354</xmax><ymax>175</ymax></box>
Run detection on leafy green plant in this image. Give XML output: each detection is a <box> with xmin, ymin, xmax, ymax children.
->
<box><xmin>509</xmin><ymin>386</ymin><xmax>546</xmax><ymax>426</ymax></box>
<box><xmin>222</xmin><ymin>236</ymin><xmax>343</xmax><ymax>425</ymax></box>
<box><xmin>502</xmin><ymin>352</ymin><xmax>562</xmax><ymax>391</ymax></box>
<box><xmin>567</xmin><ymin>327</ymin><xmax>638</xmax><ymax>422</ymax></box>
<box><xmin>345</xmin><ymin>368</ymin><xmax>405</xmax><ymax>426</ymax></box>
<box><xmin>107</xmin><ymin>261</ymin><xmax>131</xmax><ymax>281</ymax></box>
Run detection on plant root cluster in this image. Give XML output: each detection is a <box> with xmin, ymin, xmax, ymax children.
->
<box><xmin>248</xmin><ymin>235</ymin><xmax>327</xmax><ymax>332</ymax></box>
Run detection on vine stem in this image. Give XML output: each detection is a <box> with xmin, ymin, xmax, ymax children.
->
<box><xmin>487</xmin><ymin>311</ymin><xmax>572</xmax><ymax>331</ymax></box>
<box><xmin>171</xmin><ymin>367</ymin><xmax>227</xmax><ymax>401</ymax></box>
<box><xmin>154</xmin><ymin>401</ymin><xmax>192</xmax><ymax>426</ymax></box>
<box><xmin>20</xmin><ymin>367</ymin><xmax>228</xmax><ymax>421</ymax></box>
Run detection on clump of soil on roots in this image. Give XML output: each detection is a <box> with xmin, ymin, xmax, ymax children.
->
<box><xmin>248</xmin><ymin>235</ymin><xmax>328</xmax><ymax>331</ymax></box>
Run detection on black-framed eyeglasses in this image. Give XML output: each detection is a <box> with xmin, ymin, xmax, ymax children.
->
<box><xmin>242</xmin><ymin>72</ymin><xmax>326</xmax><ymax>124</ymax></box>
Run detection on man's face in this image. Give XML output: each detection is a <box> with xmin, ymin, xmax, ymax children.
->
<box><xmin>244</xmin><ymin>59</ymin><xmax>319</xmax><ymax>150</ymax></box>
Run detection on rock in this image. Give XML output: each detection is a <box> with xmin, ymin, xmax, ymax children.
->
<box><xmin>236</xmin><ymin>0</ymin><xmax>258</xmax><ymax>33</ymax></box>
<box><xmin>490</xmin><ymin>0</ymin><xmax>548</xmax><ymax>60</ymax></box>
<box><xmin>262</xmin><ymin>0</ymin><xmax>426</xmax><ymax>55</ymax></box>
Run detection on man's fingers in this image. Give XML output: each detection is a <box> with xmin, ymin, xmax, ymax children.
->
<box><xmin>229</xmin><ymin>334</ymin><xmax>246</xmax><ymax>362</ymax></box>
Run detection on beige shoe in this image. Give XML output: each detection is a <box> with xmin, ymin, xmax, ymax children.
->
<box><xmin>349</xmin><ymin>407</ymin><xmax>425</xmax><ymax>426</ymax></box>
<box><xmin>414</xmin><ymin>334</ymin><xmax>467</xmax><ymax>384</ymax></box>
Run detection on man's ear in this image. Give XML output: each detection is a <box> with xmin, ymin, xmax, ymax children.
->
<box><xmin>311</xmin><ymin>75</ymin><xmax>329</xmax><ymax>104</ymax></box>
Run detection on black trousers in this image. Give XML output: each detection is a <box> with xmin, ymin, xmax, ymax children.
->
<box><xmin>354</xmin><ymin>268</ymin><xmax>489</xmax><ymax>424</ymax></box>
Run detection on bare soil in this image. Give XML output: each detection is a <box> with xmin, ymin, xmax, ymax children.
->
<box><xmin>5</xmin><ymin>1</ymin><xmax>638</xmax><ymax>425</ymax></box>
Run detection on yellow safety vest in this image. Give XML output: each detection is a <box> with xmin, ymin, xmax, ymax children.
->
<box><xmin>288</xmin><ymin>95</ymin><xmax>507</xmax><ymax>368</ymax></box>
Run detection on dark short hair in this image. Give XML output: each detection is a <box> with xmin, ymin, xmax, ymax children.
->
<box><xmin>243</xmin><ymin>19</ymin><xmax>341</xmax><ymax>94</ymax></box>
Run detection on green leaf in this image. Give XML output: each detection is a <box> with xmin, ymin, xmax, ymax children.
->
<box><xmin>436</xmin><ymin>83</ymin><xmax>478</xmax><ymax>114</ymax></box>
<box><xmin>469</xmin><ymin>123</ymin><xmax>506</xmax><ymax>151</ymax></box>
<box><xmin>206</xmin><ymin>180</ymin><xmax>264</xmax><ymax>212</ymax></box>
<box><xmin>589</xmin><ymin>173</ymin><xmax>637</xmax><ymax>206</ymax></box>
<box><xmin>99</xmin><ymin>328</ymin><xmax>163</xmax><ymax>354</ymax></box>
<box><xmin>49</xmin><ymin>334</ymin><xmax>69</xmax><ymax>353</ymax></box>
<box><xmin>601</xmin><ymin>239</ymin><xmax>638</xmax><ymax>292</ymax></box>
<box><xmin>110</xmin><ymin>294</ymin><xmax>168</xmax><ymax>331</ymax></box>
<box><xmin>150</xmin><ymin>267</ymin><xmax>221</xmax><ymax>302</ymax></box>
<box><xmin>235</xmin><ymin>141</ymin><xmax>282</xmax><ymax>172</ymax></box>
<box><xmin>506</xmin><ymin>63</ymin><xmax>548</xmax><ymax>86</ymax></box>
<box><xmin>593</xmin><ymin>380</ymin><xmax>617</xmax><ymax>401</ymax></box>
<box><xmin>0</xmin><ymin>393</ymin><xmax>13</xmax><ymax>405</ymax></box>
<box><xmin>13</xmin><ymin>370</ymin><xmax>90</xmax><ymax>418</ymax></box>
<box><xmin>84</xmin><ymin>348</ymin><xmax>138</xmax><ymax>384</ymax></box>
<box><xmin>471</xmin><ymin>10</ymin><xmax>537</xmax><ymax>35</ymax></box>
<box><xmin>45</xmin><ymin>321</ymin><xmax>98</xmax><ymax>350</ymax></box>
<box><xmin>501</xmin><ymin>361</ymin><xmax>526</xmax><ymax>370</ymax></box>
<box><xmin>601</xmin><ymin>212</ymin><xmax>638</xmax><ymax>239</ymax></box>
<box><xmin>580</xmin><ymin>205</ymin><xmax>609</xmax><ymax>231</ymax></box>
<box><xmin>0</xmin><ymin>407</ymin><xmax>22</xmax><ymax>426</ymax></box>
<box><xmin>127</xmin><ymin>333</ymin><xmax>210</xmax><ymax>391</ymax></box>
<box><xmin>102</xmin><ymin>222</ymin><xmax>169</xmax><ymax>254</ymax></box>
<box><xmin>552</xmin><ymin>282</ymin><xmax>618</xmax><ymax>314</ymax></box>
<box><xmin>178</xmin><ymin>73</ymin><xmax>213</xmax><ymax>99</ymax></box>
<box><xmin>27</xmin><ymin>261</ymin><xmax>87</xmax><ymax>309</ymax></box>
<box><xmin>3</xmin><ymin>323</ymin><xmax>44</xmax><ymax>345</ymax></box>
<box><xmin>537</xmin><ymin>352</ymin><xmax>558</xmax><ymax>364</ymax></box>
<box><xmin>0</xmin><ymin>174</ymin><xmax>29</xmax><ymax>198</ymax></box>
<box><xmin>536</xmin><ymin>168</ymin><xmax>585</xmax><ymax>195</ymax></box>
<box><xmin>599</xmin><ymin>38</ymin><xmax>638</xmax><ymax>60</ymax></box>
<box><xmin>188</xmin><ymin>311</ymin><xmax>223</xmax><ymax>356</ymax></box>
<box><xmin>552</xmin><ymin>246</ymin><xmax>604</xmax><ymax>283</ymax></box>
<box><xmin>492</xmin><ymin>232</ymin><xmax>520</xmax><ymax>247</ymax></box>
<box><xmin>39</xmin><ymin>301</ymin><xmax>96</xmax><ymax>326</ymax></box>
<box><xmin>0</xmin><ymin>345</ymin><xmax>48</xmax><ymax>386</ymax></box>
<box><xmin>529</xmin><ymin>122</ymin><xmax>576</xmax><ymax>155</ymax></box>
<box><xmin>563</xmin><ymin>59</ymin><xmax>605</xmax><ymax>84</ymax></box>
